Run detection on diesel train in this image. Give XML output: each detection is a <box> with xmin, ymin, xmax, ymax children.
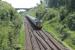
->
<box><xmin>26</xmin><ymin>15</ymin><xmax>42</xmax><ymax>29</ymax></box>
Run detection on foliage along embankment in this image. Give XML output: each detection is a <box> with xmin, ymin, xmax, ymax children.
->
<box><xmin>27</xmin><ymin>1</ymin><xmax>75</xmax><ymax>50</ymax></box>
<box><xmin>0</xmin><ymin>1</ymin><xmax>24</xmax><ymax>50</ymax></box>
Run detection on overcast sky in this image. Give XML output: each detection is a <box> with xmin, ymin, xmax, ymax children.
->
<box><xmin>3</xmin><ymin>0</ymin><xmax>40</xmax><ymax>8</ymax></box>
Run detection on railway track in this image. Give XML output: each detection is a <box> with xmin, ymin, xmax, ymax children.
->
<box><xmin>24</xmin><ymin>17</ymin><xmax>69</xmax><ymax>50</ymax></box>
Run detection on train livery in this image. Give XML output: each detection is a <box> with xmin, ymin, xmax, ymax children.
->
<box><xmin>26</xmin><ymin>15</ymin><xmax>42</xmax><ymax>29</ymax></box>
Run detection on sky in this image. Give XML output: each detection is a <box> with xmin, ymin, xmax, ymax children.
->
<box><xmin>3</xmin><ymin>0</ymin><xmax>40</xmax><ymax>8</ymax></box>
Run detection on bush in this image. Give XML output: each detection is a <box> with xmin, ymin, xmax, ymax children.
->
<box><xmin>64</xmin><ymin>13</ymin><xmax>75</xmax><ymax>30</ymax></box>
<box><xmin>0</xmin><ymin>1</ymin><xmax>22</xmax><ymax>50</ymax></box>
<box><xmin>59</xmin><ymin>7</ymin><xmax>68</xmax><ymax>21</ymax></box>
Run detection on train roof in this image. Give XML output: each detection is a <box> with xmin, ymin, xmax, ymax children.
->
<box><xmin>27</xmin><ymin>15</ymin><xmax>37</xmax><ymax>20</ymax></box>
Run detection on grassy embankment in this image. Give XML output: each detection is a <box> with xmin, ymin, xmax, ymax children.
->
<box><xmin>18</xmin><ymin>16</ymin><xmax>25</xmax><ymax>50</ymax></box>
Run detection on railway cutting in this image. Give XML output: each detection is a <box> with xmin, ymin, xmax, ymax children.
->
<box><xmin>24</xmin><ymin>17</ymin><xmax>69</xmax><ymax>50</ymax></box>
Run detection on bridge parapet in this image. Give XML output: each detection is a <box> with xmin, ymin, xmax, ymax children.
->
<box><xmin>15</xmin><ymin>8</ymin><xmax>31</xmax><ymax>11</ymax></box>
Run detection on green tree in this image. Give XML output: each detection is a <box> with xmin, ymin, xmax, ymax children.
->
<box><xmin>0</xmin><ymin>1</ymin><xmax>22</xmax><ymax>50</ymax></box>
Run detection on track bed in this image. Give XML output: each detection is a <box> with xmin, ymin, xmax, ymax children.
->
<box><xmin>24</xmin><ymin>17</ymin><xmax>69</xmax><ymax>50</ymax></box>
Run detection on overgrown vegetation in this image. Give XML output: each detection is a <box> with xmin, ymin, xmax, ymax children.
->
<box><xmin>0</xmin><ymin>1</ymin><xmax>24</xmax><ymax>50</ymax></box>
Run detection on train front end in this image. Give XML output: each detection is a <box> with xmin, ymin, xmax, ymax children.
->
<box><xmin>35</xmin><ymin>19</ymin><xmax>42</xmax><ymax>29</ymax></box>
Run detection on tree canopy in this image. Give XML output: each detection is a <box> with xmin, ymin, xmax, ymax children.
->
<box><xmin>0</xmin><ymin>1</ymin><xmax>22</xmax><ymax>50</ymax></box>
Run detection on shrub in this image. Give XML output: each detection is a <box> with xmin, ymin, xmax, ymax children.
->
<box><xmin>0</xmin><ymin>1</ymin><xmax>22</xmax><ymax>50</ymax></box>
